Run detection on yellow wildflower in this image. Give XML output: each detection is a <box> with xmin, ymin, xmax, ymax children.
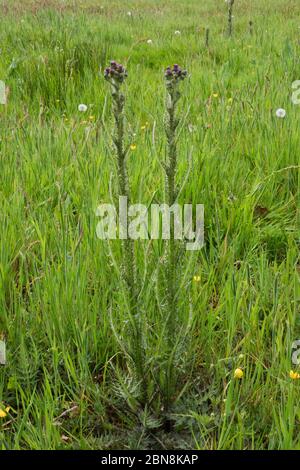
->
<box><xmin>193</xmin><ymin>275</ymin><xmax>200</xmax><ymax>282</ymax></box>
<box><xmin>130</xmin><ymin>144</ymin><xmax>137</xmax><ymax>151</ymax></box>
<box><xmin>289</xmin><ymin>370</ymin><xmax>300</xmax><ymax>380</ymax></box>
<box><xmin>234</xmin><ymin>368</ymin><xmax>244</xmax><ymax>379</ymax></box>
<box><xmin>212</xmin><ymin>93</ymin><xmax>219</xmax><ymax>98</ymax></box>
<box><xmin>141</xmin><ymin>122</ymin><xmax>149</xmax><ymax>131</ymax></box>
<box><xmin>0</xmin><ymin>406</ymin><xmax>10</xmax><ymax>418</ymax></box>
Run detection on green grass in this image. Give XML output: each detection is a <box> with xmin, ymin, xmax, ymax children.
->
<box><xmin>0</xmin><ymin>0</ymin><xmax>299</xmax><ymax>450</ymax></box>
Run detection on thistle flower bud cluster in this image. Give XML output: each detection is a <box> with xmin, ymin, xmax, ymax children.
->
<box><xmin>104</xmin><ymin>61</ymin><xmax>128</xmax><ymax>84</ymax></box>
<box><xmin>164</xmin><ymin>64</ymin><xmax>187</xmax><ymax>83</ymax></box>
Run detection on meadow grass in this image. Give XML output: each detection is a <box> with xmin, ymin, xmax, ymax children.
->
<box><xmin>0</xmin><ymin>0</ymin><xmax>299</xmax><ymax>449</ymax></box>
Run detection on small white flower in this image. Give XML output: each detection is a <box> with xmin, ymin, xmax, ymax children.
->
<box><xmin>174</xmin><ymin>30</ymin><xmax>181</xmax><ymax>35</ymax></box>
<box><xmin>127</xmin><ymin>11</ymin><xmax>132</xmax><ymax>16</ymax></box>
<box><xmin>276</xmin><ymin>108</ymin><xmax>286</xmax><ymax>119</ymax></box>
<box><xmin>147</xmin><ymin>39</ymin><xmax>153</xmax><ymax>44</ymax></box>
<box><xmin>78</xmin><ymin>104</ymin><xmax>88</xmax><ymax>112</ymax></box>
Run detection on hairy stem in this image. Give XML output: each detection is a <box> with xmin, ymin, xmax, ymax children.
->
<box><xmin>163</xmin><ymin>84</ymin><xmax>180</xmax><ymax>424</ymax></box>
<box><xmin>111</xmin><ymin>82</ymin><xmax>146</xmax><ymax>404</ymax></box>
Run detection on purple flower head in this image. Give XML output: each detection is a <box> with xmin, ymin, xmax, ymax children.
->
<box><xmin>104</xmin><ymin>60</ymin><xmax>128</xmax><ymax>84</ymax></box>
<box><xmin>165</xmin><ymin>66</ymin><xmax>172</xmax><ymax>78</ymax></box>
<box><xmin>165</xmin><ymin>64</ymin><xmax>188</xmax><ymax>83</ymax></box>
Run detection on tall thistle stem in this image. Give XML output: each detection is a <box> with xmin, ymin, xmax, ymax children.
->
<box><xmin>228</xmin><ymin>0</ymin><xmax>235</xmax><ymax>37</ymax></box>
<box><xmin>163</xmin><ymin>65</ymin><xmax>187</xmax><ymax>425</ymax></box>
<box><xmin>104</xmin><ymin>62</ymin><xmax>136</xmax><ymax>307</ymax></box>
<box><xmin>104</xmin><ymin>62</ymin><xmax>145</xmax><ymax>403</ymax></box>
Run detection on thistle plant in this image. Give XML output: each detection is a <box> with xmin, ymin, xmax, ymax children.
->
<box><xmin>164</xmin><ymin>65</ymin><xmax>187</xmax><ymax>305</ymax></box>
<box><xmin>104</xmin><ymin>62</ymin><xmax>135</xmax><ymax>298</ymax></box>
<box><xmin>162</xmin><ymin>64</ymin><xmax>187</xmax><ymax>425</ymax></box>
<box><xmin>227</xmin><ymin>0</ymin><xmax>235</xmax><ymax>37</ymax></box>
<box><xmin>104</xmin><ymin>61</ymin><xmax>146</xmax><ymax>403</ymax></box>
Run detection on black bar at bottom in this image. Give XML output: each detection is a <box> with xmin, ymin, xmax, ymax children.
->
<box><xmin>0</xmin><ymin>450</ymin><xmax>296</xmax><ymax>466</ymax></box>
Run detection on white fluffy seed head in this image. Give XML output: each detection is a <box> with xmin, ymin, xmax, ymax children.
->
<box><xmin>276</xmin><ymin>108</ymin><xmax>286</xmax><ymax>118</ymax></box>
<box><xmin>78</xmin><ymin>104</ymin><xmax>88</xmax><ymax>112</ymax></box>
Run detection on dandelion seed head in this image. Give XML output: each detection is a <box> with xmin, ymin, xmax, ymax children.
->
<box><xmin>276</xmin><ymin>108</ymin><xmax>286</xmax><ymax>119</ymax></box>
<box><xmin>78</xmin><ymin>104</ymin><xmax>88</xmax><ymax>112</ymax></box>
